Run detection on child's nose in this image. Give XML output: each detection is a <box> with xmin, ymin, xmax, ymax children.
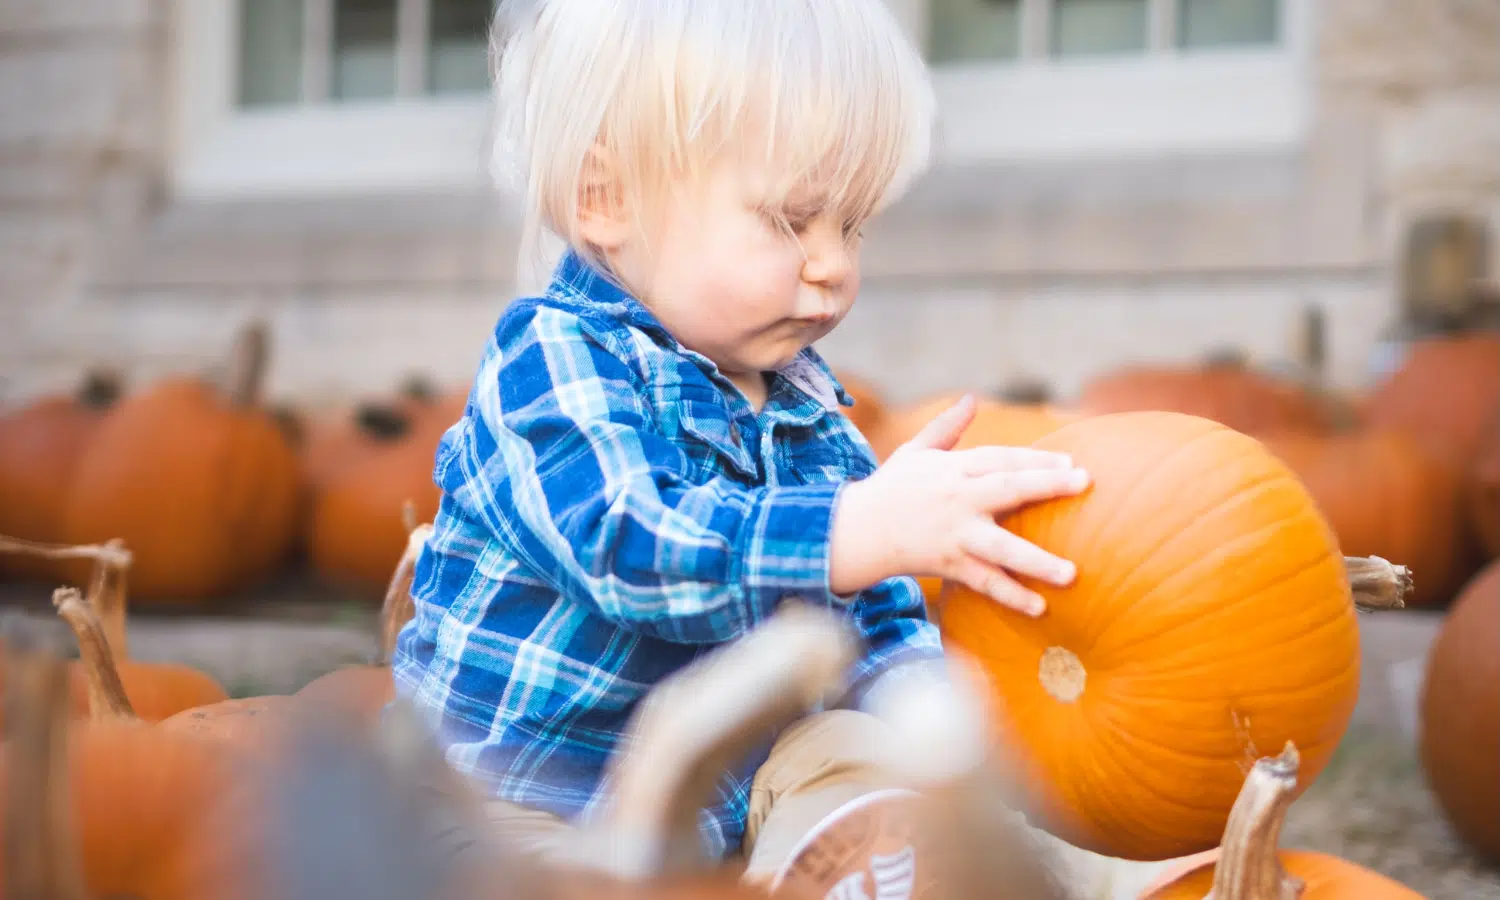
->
<box><xmin>800</xmin><ymin>222</ymin><xmax>852</xmax><ymax>288</ymax></box>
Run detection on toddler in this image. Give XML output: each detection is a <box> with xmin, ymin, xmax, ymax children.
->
<box><xmin>391</xmin><ymin>0</ymin><xmax>1091</xmax><ymax>891</ymax></box>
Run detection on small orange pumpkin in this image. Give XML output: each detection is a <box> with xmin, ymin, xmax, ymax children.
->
<box><xmin>0</xmin><ymin>371</ymin><xmax>122</xmax><ymax>583</ymax></box>
<box><xmin>59</xmin><ymin>322</ymin><xmax>301</xmax><ymax>604</ymax></box>
<box><xmin>294</xmin><ymin>374</ymin><xmax>447</xmax><ymax>489</ymax></box>
<box><xmin>1076</xmin><ymin>355</ymin><xmax>1331</xmax><ymax>436</ymax></box>
<box><xmin>306</xmin><ymin>403</ymin><xmax>456</xmax><ymax>598</ymax></box>
<box><xmin>1363</xmin><ymin>332</ymin><xmax>1500</xmax><ymax>466</ymax></box>
<box><xmin>940</xmin><ymin>412</ymin><xmax>1362</xmax><ymax>861</ymax></box>
<box><xmin>1418</xmin><ymin>559</ymin><xmax>1500</xmax><ymax>862</ymax></box>
<box><xmin>1139</xmin><ymin>744</ymin><xmax>1423</xmax><ymax>898</ymax></box>
<box><xmin>1259</xmin><ymin>430</ymin><xmax>1469</xmax><ymax>608</ymax></box>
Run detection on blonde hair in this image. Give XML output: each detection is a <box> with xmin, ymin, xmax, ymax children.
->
<box><xmin>490</xmin><ymin>0</ymin><xmax>936</xmax><ymax>278</ymax></box>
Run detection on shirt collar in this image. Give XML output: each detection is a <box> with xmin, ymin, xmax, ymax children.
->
<box><xmin>545</xmin><ymin>249</ymin><xmax>855</xmax><ymax>416</ymax></box>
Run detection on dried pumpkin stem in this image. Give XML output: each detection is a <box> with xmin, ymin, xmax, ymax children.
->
<box><xmin>0</xmin><ymin>533</ymin><xmax>134</xmax><ymax>655</ymax></box>
<box><xmin>378</xmin><ymin>523</ymin><xmax>432</xmax><ymax>664</ymax></box>
<box><xmin>1209</xmin><ymin>742</ymin><xmax>1305</xmax><ymax>900</ymax></box>
<box><xmin>2</xmin><ymin>619</ymin><xmax>90</xmax><ymax>900</ymax></box>
<box><xmin>585</xmin><ymin>603</ymin><xmax>858</xmax><ymax>880</ymax></box>
<box><xmin>1344</xmin><ymin>556</ymin><xmax>1413</xmax><ymax>611</ymax></box>
<box><xmin>226</xmin><ymin>319</ymin><xmax>270</xmax><ymax>408</ymax></box>
<box><xmin>53</xmin><ymin>588</ymin><xmax>139</xmax><ymax>722</ymax></box>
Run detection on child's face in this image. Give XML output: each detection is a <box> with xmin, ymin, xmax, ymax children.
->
<box><xmin>610</xmin><ymin>155</ymin><xmax>861</xmax><ymax>391</ymax></box>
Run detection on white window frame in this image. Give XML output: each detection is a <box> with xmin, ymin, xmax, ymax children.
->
<box><xmin>168</xmin><ymin>0</ymin><xmax>1312</xmax><ymax>201</ymax></box>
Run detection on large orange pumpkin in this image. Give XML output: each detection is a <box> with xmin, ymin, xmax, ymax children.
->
<box><xmin>59</xmin><ymin>323</ymin><xmax>301</xmax><ymax>604</ymax></box>
<box><xmin>1259</xmin><ymin>430</ymin><xmax>1469</xmax><ymax>608</ymax></box>
<box><xmin>1418</xmin><ymin>559</ymin><xmax>1500</xmax><ymax>862</ymax></box>
<box><xmin>0</xmin><ymin>372</ymin><xmax>121</xmax><ymax>583</ymax></box>
<box><xmin>1139</xmin><ymin>745</ymin><xmax>1423</xmax><ymax>899</ymax></box>
<box><xmin>1364</xmin><ymin>332</ymin><xmax>1500</xmax><ymax>466</ymax></box>
<box><xmin>1076</xmin><ymin>357</ymin><xmax>1331</xmax><ymax>436</ymax></box>
<box><xmin>870</xmin><ymin>394</ymin><xmax>1079</xmax><ymax>604</ymax></box>
<box><xmin>939</xmin><ymin>412</ymin><xmax>1361</xmax><ymax>861</ymax></box>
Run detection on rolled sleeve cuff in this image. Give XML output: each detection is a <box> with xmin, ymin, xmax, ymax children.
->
<box><xmin>733</xmin><ymin>482</ymin><xmax>845</xmax><ymax>618</ymax></box>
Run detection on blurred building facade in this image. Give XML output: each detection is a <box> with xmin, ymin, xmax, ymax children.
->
<box><xmin>1</xmin><ymin>0</ymin><xmax>1496</xmax><ymax>407</ymax></box>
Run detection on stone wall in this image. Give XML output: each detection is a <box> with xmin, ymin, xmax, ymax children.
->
<box><xmin>1</xmin><ymin>1</ymin><xmax>1495</xmax><ymax>409</ymax></box>
<box><xmin>0</xmin><ymin>0</ymin><xmax>168</xmax><ymax>399</ymax></box>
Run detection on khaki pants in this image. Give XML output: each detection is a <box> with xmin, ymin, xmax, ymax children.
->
<box><xmin>461</xmin><ymin>709</ymin><xmax>904</xmax><ymax>889</ymax></box>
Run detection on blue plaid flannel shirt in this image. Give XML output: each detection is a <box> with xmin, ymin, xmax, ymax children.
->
<box><xmin>391</xmin><ymin>249</ymin><xmax>942</xmax><ymax>858</ymax></box>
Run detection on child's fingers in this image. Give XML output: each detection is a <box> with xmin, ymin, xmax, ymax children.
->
<box><xmin>948</xmin><ymin>556</ymin><xmax>1047</xmax><ymax>616</ymax></box>
<box><xmin>969</xmin><ymin>466</ymin><xmax>1092</xmax><ymax>514</ymax></box>
<box><xmin>959</xmin><ymin>521</ymin><xmax>1076</xmax><ymax>587</ymax></box>
<box><xmin>953</xmin><ymin>445</ymin><xmax>1074</xmax><ymax>476</ymax></box>
<box><xmin>897</xmin><ymin>393</ymin><xmax>976</xmax><ymax>453</ymax></box>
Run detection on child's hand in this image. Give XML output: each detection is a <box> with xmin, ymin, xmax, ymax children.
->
<box><xmin>830</xmin><ymin>394</ymin><xmax>1090</xmax><ymax>616</ymax></box>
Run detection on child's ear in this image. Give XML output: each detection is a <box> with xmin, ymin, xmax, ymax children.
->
<box><xmin>576</xmin><ymin>145</ymin><xmax>633</xmax><ymax>250</ymax></box>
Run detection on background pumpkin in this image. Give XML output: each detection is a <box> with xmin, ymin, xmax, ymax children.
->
<box><xmin>1362</xmin><ymin>332</ymin><xmax>1500</xmax><ymax>466</ymax></box>
<box><xmin>1074</xmin><ymin>354</ymin><xmax>1332</xmax><ymax>436</ymax></box>
<box><xmin>868</xmin><ymin>393</ymin><xmax>1078</xmax><ymax>462</ymax></box>
<box><xmin>305</xmin><ymin>402</ymin><xmax>455</xmax><ymax>597</ymax></box>
<box><xmin>1259</xmin><ymin>430</ymin><xmax>1470</xmax><ymax>608</ymax></box>
<box><xmin>939</xmin><ymin>412</ymin><xmax>1361</xmax><ymax>861</ymax></box>
<box><xmin>1469</xmin><ymin>431</ymin><xmax>1500</xmax><ymax>561</ymax></box>
<box><xmin>0</xmin><ymin>371</ymin><xmax>122</xmax><ymax>583</ymax></box>
<box><xmin>1418</xmin><ymin>559</ymin><xmax>1500</xmax><ymax>862</ymax></box>
<box><xmin>294</xmin><ymin>374</ymin><xmax>447</xmax><ymax>489</ymax></box>
<box><xmin>831</xmin><ymin>370</ymin><xmax>887</xmax><ymax>443</ymax></box>
<box><xmin>59</xmin><ymin>322</ymin><xmax>301</xmax><ymax>604</ymax></box>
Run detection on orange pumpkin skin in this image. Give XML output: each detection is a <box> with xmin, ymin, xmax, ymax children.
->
<box><xmin>0</xmin><ymin>720</ymin><xmax>247</xmax><ymax>900</ymax></box>
<box><xmin>940</xmin><ymin>412</ymin><xmax>1360</xmax><ymax>861</ymax></box>
<box><xmin>307</xmin><ymin>430</ymin><xmax>444</xmax><ymax>597</ymax></box>
<box><xmin>1471</xmin><ymin>432</ymin><xmax>1500</xmax><ymax>561</ymax></box>
<box><xmin>1365</xmin><ymin>333</ymin><xmax>1500</xmax><ymax>466</ymax></box>
<box><xmin>1419</xmin><ymin>560</ymin><xmax>1500</xmax><ymax>862</ymax></box>
<box><xmin>1260</xmin><ymin>431</ymin><xmax>1469</xmax><ymax>608</ymax></box>
<box><xmin>59</xmin><ymin>378</ymin><xmax>301</xmax><ymax>604</ymax></box>
<box><xmin>1076</xmin><ymin>364</ymin><xmax>1330</xmax><ymax>435</ymax></box>
<box><xmin>69</xmin><ymin>661</ymin><xmax>229</xmax><ymax>723</ymax></box>
<box><xmin>0</xmin><ymin>378</ymin><xmax>118</xmax><ymax>582</ymax></box>
<box><xmin>1140</xmin><ymin>848</ymin><xmax>1425</xmax><ymax>898</ymax></box>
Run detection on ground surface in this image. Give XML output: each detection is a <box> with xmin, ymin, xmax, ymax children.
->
<box><xmin>1284</xmin><ymin>728</ymin><xmax>1500</xmax><ymax>899</ymax></box>
<box><xmin>0</xmin><ymin>575</ymin><xmax>1495</xmax><ymax>897</ymax></box>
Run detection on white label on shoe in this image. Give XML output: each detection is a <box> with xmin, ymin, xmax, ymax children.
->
<box><xmin>871</xmin><ymin>845</ymin><xmax>916</xmax><ymax>900</ymax></box>
<box><xmin>827</xmin><ymin>872</ymin><xmax>871</xmax><ymax>900</ymax></box>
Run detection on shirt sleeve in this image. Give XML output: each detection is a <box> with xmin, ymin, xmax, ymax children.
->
<box><xmin>842</xmin><ymin>575</ymin><xmax>947</xmax><ymax>708</ymax></box>
<box><xmin>439</xmin><ymin>302</ymin><xmax>847</xmax><ymax>644</ymax></box>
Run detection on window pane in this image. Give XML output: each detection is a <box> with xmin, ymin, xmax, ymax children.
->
<box><xmin>239</xmin><ymin>0</ymin><xmax>304</xmax><ymax>107</ymax></box>
<box><xmin>428</xmin><ymin>0</ymin><xmax>494</xmax><ymax>94</ymax></box>
<box><xmin>1052</xmin><ymin>0</ymin><xmax>1148</xmax><ymax>57</ymax></box>
<box><xmin>333</xmin><ymin>0</ymin><xmax>397</xmax><ymax>100</ymax></box>
<box><xmin>928</xmin><ymin>0</ymin><xmax>1020</xmax><ymax>63</ymax></box>
<box><xmin>1178</xmin><ymin>0</ymin><xmax>1278</xmax><ymax>48</ymax></box>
